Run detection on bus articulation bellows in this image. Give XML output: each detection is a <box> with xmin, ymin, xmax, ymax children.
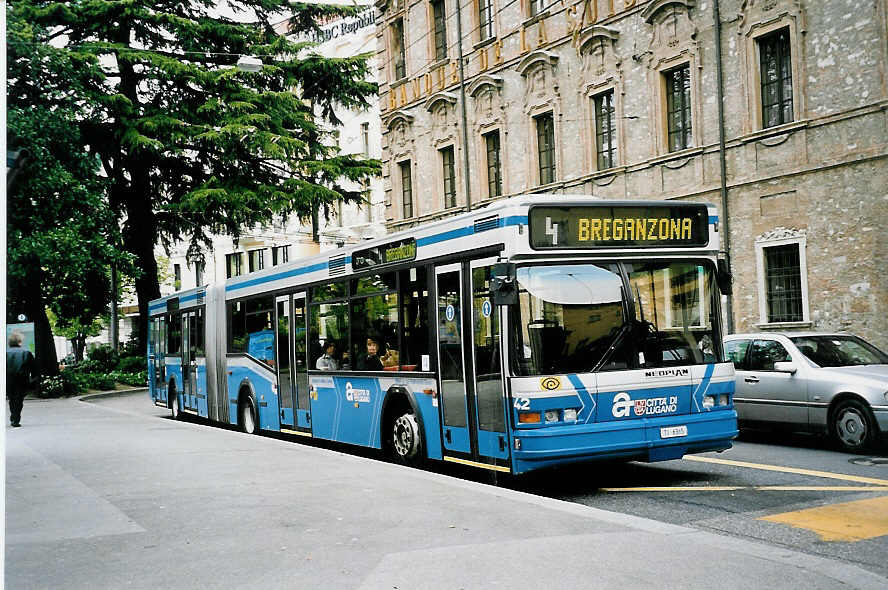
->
<box><xmin>148</xmin><ymin>195</ymin><xmax>738</xmax><ymax>475</ymax></box>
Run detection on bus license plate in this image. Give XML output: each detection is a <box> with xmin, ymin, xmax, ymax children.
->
<box><xmin>660</xmin><ymin>425</ymin><xmax>688</xmax><ymax>439</ymax></box>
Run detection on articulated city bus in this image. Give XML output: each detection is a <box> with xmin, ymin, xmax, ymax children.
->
<box><xmin>148</xmin><ymin>195</ymin><xmax>738</xmax><ymax>475</ymax></box>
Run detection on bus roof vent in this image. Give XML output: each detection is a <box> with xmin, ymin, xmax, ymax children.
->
<box><xmin>474</xmin><ymin>215</ymin><xmax>500</xmax><ymax>234</ymax></box>
<box><xmin>329</xmin><ymin>254</ymin><xmax>347</xmax><ymax>276</ymax></box>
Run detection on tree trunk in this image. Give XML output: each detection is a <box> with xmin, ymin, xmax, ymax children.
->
<box><xmin>73</xmin><ymin>336</ymin><xmax>86</xmax><ymax>362</ymax></box>
<box><xmin>122</xmin><ymin>185</ymin><xmax>160</xmax><ymax>356</ymax></box>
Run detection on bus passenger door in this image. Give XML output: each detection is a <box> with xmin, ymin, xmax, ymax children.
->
<box><xmin>151</xmin><ymin>318</ymin><xmax>167</xmax><ymax>403</ymax></box>
<box><xmin>276</xmin><ymin>295</ymin><xmax>296</xmax><ymax>429</ymax></box>
<box><xmin>469</xmin><ymin>260</ymin><xmax>510</xmax><ymax>462</ymax></box>
<box><xmin>292</xmin><ymin>294</ymin><xmax>311</xmax><ymax>431</ymax></box>
<box><xmin>183</xmin><ymin>311</ymin><xmax>200</xmax><ymax>413</ymax></box>
<box><xmin>435</xmin><ymin>264</ymin><xmax>471</xmax><ymax>454</ymax></box>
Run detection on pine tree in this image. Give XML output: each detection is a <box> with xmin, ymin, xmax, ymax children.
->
<box><xmin>13</xmin><ymin>1</ymin><xmax>381</xmax><ymax>351</ymax></box>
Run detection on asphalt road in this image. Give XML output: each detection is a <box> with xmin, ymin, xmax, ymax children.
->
<box><xmin>10</xmin><ymin>391</ymin><xmax>888</xmax><ymax>586</ymax></box>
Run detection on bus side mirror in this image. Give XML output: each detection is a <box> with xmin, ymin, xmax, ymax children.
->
<box><xmin>491</xmin><ymin>262</ymin><xmax>517</xmax><ymax>305</ymax></box>
<box><xmin>717</xmin><ymin>258</ymin><xmax>732</xmax><ymax>296</ymax></box>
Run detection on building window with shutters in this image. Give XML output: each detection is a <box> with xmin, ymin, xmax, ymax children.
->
<box><xmin>441</xmin><ymin>146</ymin><xmax>456</xmax><ymax>209</ymax></box>
<box><xmin>665</xmin><ymin>64</ymin><xmax>692</xmax><ymax>152</ymax></box>
<box><xmin>431</xmin><ymin>0</ymin><xmax>447</xmax><ymax>62</ymax></box>
<box><xmin>479</xmin><ymin>0</ymin><xmax>494</xmax><ymax>43</ymax></box>
<box><xmin>758</xmin><ymin>28</ymin><xmax>793</xmax><ymax>128</ymax></box>
<box><xmin>755</xmin><ymin>233</ymin><xmax>809</xmax><ymax>325</ymax></box>
<box><xmin>593</xmin><ymin>90</ymin><xmax>616</xmax><ymax>170</ymax></box>
<box><xmin>272</xmin><ymin>245</ymin><xmax>289</xmax><ymax>266</ymax></box>
<box><xmin>399</xmin><ymin>160</ymin><xmax>413</xmax><ymax>218</ymax></box>
<box><xmin>248</xmin><ymin>249</ymin><xmax>265</xmax><ymax>273</ymax></box>
<box><xmin>391</xmin><ymin>18</ymin><xmax>406</xmax><ymax>80</ymax></box>
<box><xmin>226</xmin><ymin>253</ymin><xmax>243</xmax><ymax>279</ymax></box>
<box><xmin>483</xmin><ymin>130</ymin><xmax>502</xmax><ymax>198</ymax></box>
<box><xmin>535</xmin><ymin>112</ymin><xmax>555</xmax><ymax>186</ymax></box>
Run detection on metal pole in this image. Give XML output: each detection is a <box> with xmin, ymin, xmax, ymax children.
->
<box><xmin>454</xmin><ymin>0</ymin><xmax>472</xmax><ymax>211</ymax></box>
<box><xmin>713</xmin><ymin>0</ymin><xmax>734</xmax><ymax>333</ymax></box>
<box><xmin>110</xmin><ymin>263</ymin><xmax>119</xmax><ymax>352</ymax></box>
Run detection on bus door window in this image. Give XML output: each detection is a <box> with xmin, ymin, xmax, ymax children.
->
<box><xmin>435</xmin><ymin>265</ymin><xmax>470</xmax><ymax>453</ymax></box>
<box><xmin>625</xmin><ymin>261</ymin><xmax>718</xmax><ymax>367</ymax></box>
<box><xmin>471</xmin><ymin>263</ymin><xmax>507</xmax><ymax>458</ymax></box>
<box><xmin>276</xmin><ymin>295</ymin><xmax>294</xmax><ymax>426</ymax></box>
<box><xmin>399</xmin><ymin>267</ymin><xmax>430</xmax><ymax>371</ymax></box>
<box><xmin>293</xmin><ymin>294</ymin><xmax>310</xmax><ymax>417</ymax></box>
<box><xmin>510</xmin><ymin>264</ymin><xmax>628</xmax><ymax>376</ymax></box>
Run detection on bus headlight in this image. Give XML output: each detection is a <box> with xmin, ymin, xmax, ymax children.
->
<box><xmin>718</xmin><ymin>394</ymin><xmax>730</xmax><ymax>406</ymax></box>
<box><xmin>563</xmin><ymin>408</ymin><xmax>578</xmax><ymax>422</ymax></box>
<box><xmin>702</xmin><ymin>396</ymin><xmax>715</xmax><ymax>410</ymax></box>
<box><xmin>545</xmin><ymin>410</ymin><xmax>559</xmax><ymax>423</ymax></box>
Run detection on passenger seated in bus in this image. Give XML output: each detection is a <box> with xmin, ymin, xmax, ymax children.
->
<box><xmin>316</xmin><ymin>341</ymin><xmax>339</xmax><ymax>370</ymax></box>
<box><xmin>356</xmin><ymin>337</ymin><xmax>384</xmax><ymax>371</ymax></box>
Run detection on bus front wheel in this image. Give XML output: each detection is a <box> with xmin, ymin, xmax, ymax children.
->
<box><xmin>239</xmin><ymin>396</ymin><xmax>258</xmax><ymax>435</ymax></box>
<box><xmin>390</xmin><ymin>410</ymin><xmax>423</xmax><ymax>466</ymax></box>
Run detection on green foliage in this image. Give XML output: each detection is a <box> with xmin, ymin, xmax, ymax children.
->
<box><xmin>9</xmin><ymin>0</ymin><xmax>383</xmax><ymax>352</ymax></box>
<box><xmin>88</xmin><ymin>345</ymin><xmax>120</xmax><ymax>372</ymax></box>
<box><xmin>7</xmin><ymin>11</ymin><xmax>135</xmax><ymax>360</ymax></box>
<box><xmin>117</xmin><ymin>355</ymin><xmax>147</xmax><ymax>373</ymax></box>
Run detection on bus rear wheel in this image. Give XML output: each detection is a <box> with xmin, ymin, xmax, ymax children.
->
<box><xmin>390</xmin><ymin>410</ymin><xmax>423</xmax><ymax>466</ymax></box>
<box><xmin>240</xmin><ymin>397</ymin><xmax>258</xmax><ymax>435</ymax></box>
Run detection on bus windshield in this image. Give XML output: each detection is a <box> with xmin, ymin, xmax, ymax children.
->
<box><xmin>511</xmin><ymin>262</ymin><xmax>719</xmax><ymax>376</ymax></box>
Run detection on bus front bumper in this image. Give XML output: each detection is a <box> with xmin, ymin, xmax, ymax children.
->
<box><xmin>510</xmin><ymin>410</ymin><xmax>738</xmax><ymax>475</ymax></box>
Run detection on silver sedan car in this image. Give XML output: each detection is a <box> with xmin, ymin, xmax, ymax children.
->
<box><xmin>724</xmin><ymin>332</ymin><xmax>888</xmax><ymax>452</ymax></box>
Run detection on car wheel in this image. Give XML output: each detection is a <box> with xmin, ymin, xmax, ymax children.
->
<box><xmin>831</xmin><ymin>399</ymin><xmax>876</xmax><ymax>452</ymax></box>
<box><xmin>390</xmin><ymin>409</ymin><xmax>423</xmax><ymax>467</ymax></box>
<box><xmin>240</xmin><ymin>396</ymin><xmax>258</xmax><ymax>435</ymax></box>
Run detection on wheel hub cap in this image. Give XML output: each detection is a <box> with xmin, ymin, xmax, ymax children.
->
<box><xmin>837</xmin><ymin>410</ymin><xmax>866</xmax><ymax>446</ymax></box>
<box><xmin>394</xmin><ymin>414</ymin><xmax>418</xmax><ymax>458</ymax></box>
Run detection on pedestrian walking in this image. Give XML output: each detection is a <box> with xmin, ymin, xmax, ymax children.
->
<box><xmin>7</xmin><ymin>331</ymin><xmax>37</xmax><ymax>427</ymax></box>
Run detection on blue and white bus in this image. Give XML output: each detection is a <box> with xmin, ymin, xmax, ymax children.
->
<box><xmin>148</xmin><ymin>195</ymin><xmax>737</xmax><ymax>475</ymax></box>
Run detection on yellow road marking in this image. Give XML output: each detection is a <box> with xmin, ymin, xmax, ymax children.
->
<box><xmin>684</xmin><ymin>455</ymin><xmax>888</xmax><ymax>486</ymax></box>
<box><xmin>602</xmin><ymin>486</ymin><xmax>888</xmax><ymax>492</ymax></box>
<box><xmin>760</xmin><ymin>496</ymin><xmax>888</xmax><ymax>542</ymax></box>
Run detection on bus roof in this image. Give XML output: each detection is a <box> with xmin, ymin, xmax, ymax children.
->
<box><xmin>150</xmin><ymin>194</ymin><xmax>719</xmax><ymax>310</ymax></box>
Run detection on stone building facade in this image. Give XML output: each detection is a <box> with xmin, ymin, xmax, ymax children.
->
<box><xmin>376</xmin><ymin>0</ymin><xmax>888</xmax><ymax>348</ymax></box>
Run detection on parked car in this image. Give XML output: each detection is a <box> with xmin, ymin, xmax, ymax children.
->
<box><xmin>724</xmin><ymin>332</ymin><xmax>888</xmax><ymax>452</ymax></box>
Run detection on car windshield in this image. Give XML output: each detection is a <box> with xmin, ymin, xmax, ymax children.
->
<box><xmin>790</xmin><ymin>335</ymin><xmax>888</xmax><ymax>367</ymax></box>
<box><xmin>510</xmin><ymin>262</ymin><xmax>718</xmax><ymax>376</ymax></box>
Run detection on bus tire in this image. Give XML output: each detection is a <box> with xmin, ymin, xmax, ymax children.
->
<box><xmin>389</xmin><ymin>408</ymin><xmax>423</xmax><ymax>467</ymax></box>
<box><xmin>170</xmin><ymin>384</ymin><xmax>181</xmax><ymax>420</ymax></box>
<box><xmin>239</xmin><ymin>395</ymin><xmax>258</xmax><ymax>435</ymax></box>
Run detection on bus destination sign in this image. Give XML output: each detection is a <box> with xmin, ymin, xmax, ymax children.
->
<box><xmin>353</xmin><ymin>237</ymin><xmax>417</xmax><ymax>270</ymax></box>
<box><xmin>529</xmin><ymin>205</ymin><xmax>708</xmax><ymax>249</ymax></box>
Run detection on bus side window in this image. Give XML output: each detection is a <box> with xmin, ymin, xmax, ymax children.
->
<box><xmin>399</xmin><ymin>267</ymin><xmax>429</xmax><ymax>371</ymax></box>
<box><xmin>228</xmin><ymin>301</ymin><xmax>246</xmax><ymax>353</ymax></box>
<box><xmin>245</xmin><ymin>296</ymin><xmax>275</xmax><ymax>367</ymax></box>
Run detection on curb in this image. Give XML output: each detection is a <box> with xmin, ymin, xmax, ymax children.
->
<box><xmin>79</xmin><ymin>387</ymin><xmax>148</xmax><ymax>402</ymax></box>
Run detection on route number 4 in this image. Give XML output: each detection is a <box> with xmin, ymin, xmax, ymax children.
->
<box><xmin>546</xmin><ymin>217</ymin><xmax>559</xmax><ymax>246</ymax></box>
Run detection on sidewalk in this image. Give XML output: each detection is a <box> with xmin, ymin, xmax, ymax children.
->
<box><xmin>6</xmin><ymin>393</ymin><xmax>887</xmax><ymax>589</ymax></box>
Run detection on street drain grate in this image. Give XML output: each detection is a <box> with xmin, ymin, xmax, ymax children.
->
<box><xmin>849</xmin><ymin>457</ymin><xmax>888</xmax><ymax>467</ymax></box>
